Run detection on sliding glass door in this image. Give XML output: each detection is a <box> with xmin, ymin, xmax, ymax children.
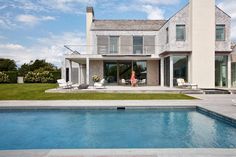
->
<box><xmin>104</xmin><ymin>62</ymin><xmax>117</xmax><ymax>84</ymax></box>
<box><xmin>118</xmin><ymin>61</ymin><xmax>132</xmax><ymax>80</ymax></box>
<box><xmin>104</xmin><ymin>61</ymin><xmax>147</xmax><ymax>85</ymax></box>
<box><xmin>215</xmin><ymin>55</ymin><xmax>228</xmax><ymax>87</ymax></box>
<box><xmin>173</xmin><ymin>55</ymin><xmax>188</xmax><ymax>86</ymax></box>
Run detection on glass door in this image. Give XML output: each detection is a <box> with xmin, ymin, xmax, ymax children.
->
<box><xmin>104</xmin><ymin>62</ymin><xmax>117</xmax><ymax>84</ymax></box>
<box><xmin>118</xmin><ymin>61</ymin><xmax>132</xmax><ymax>81</ymax></box>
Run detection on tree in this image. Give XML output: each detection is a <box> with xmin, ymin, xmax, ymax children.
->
<box><xmin>18</xmin><ymin>59</ymin><xmax>59</xmax><ymax>76</ymax></box>
<box><xmin>0</xmin><ymin>58</ymin><xmax>17</xmax><ymax>71</ymax></box>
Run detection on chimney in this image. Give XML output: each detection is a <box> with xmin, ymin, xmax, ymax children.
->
<box><xmin>189</xmin><ymin>0</ymin><xmax>215</xmax><ymax>88</ymax></box>
<box><xmin>86</xmin><ymin>7</ymin><xmax>94</xmax><ymax>47</ymax></box>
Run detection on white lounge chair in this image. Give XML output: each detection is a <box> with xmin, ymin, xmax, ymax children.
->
<box><xmin>94</xmin><ymin>79</ymin><xmax>105</xmax><ymax>88</ymax></box>
<box><xmin>120</xmin><ymin>79</ymin><xmax>128</xmax><ymax>85</ymax></box>
<box><xmin>139</xmin><ymin>79</ymin><xmax>146</xmax><ymax>86</ymax></box>
<box><xmin>177</xmin><ymin>78</ymin><xmax>198</xmax><ymax>89</ymax></box>
<box><xmin>57</xmin><ymin>79</ymin><xmax>73</xmax><ymax>89</ymax></box>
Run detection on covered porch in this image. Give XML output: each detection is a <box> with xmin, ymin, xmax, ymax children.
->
<box><xmin>63</xmin><ymin>54</ymin><xmax>161</xmax><ymax>86</ymax></box>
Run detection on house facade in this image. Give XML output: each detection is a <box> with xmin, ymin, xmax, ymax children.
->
<box><xmin>62</xmin><ymin>0</ymin><xmax>234</xmax><ymax>88</ymax></box>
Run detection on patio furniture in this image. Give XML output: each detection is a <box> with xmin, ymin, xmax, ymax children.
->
<box><xmin>57</xmin><ymin>79</ymin><xmax>73</xmax><ymax>89</ymax></box>
<box><xmin>78</xmin><ymin>84</ymin><xmax>89</xmax><ymax>89</ymax></box>
<box><xmin>139</xmin><ymin>79</ymin><xmax>146</xmax><ymax>86</ymax></box>
<box><xmin>120</xmin><ymin>79</ymin><xmax>129</xmax><ymax>85</ymax></box>
<box><xmin>94</xmin><ymin>79</ymin><xmax>105</xmax><ymax>88</ymax></box>
<box><xmin>177</xmin><ymin>78</ymin><xmax>198</xmax><ymax>89</ymax></box>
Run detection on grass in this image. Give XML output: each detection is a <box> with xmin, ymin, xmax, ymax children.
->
<box><xmin>0</xmin><ymin>84</ymin><xmax>196</xmax><ymax>100</ymax></box>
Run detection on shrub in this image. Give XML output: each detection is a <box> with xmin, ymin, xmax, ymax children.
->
<box><xmin>5</xmin><ymin>71</ymin><xmax>18</xmax><ymax>83</ymax></box>
<box><xmin>50</xmin><ymin>71</ymin><xmax>61</xmax><ymax>82</ymax></box>
<box><xmin>0</xmin><ymin>72</ymin><xmax>9</xmax><ymax>83</ymax></box>
<box><xmin>24</xmin><ymin>71</ymin><xmax>54</xmax><ymax>83</ymax></box>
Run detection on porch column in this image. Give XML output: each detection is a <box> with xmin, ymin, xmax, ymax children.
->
<box><xmin>160</xmin><ymin>58</ymin><xmax>164</xmax><ymax>87</ymax></box>
<box><xmin>86</xmin><ymin>57</ymin><xmax>90</xmax><ymax>84</ymax></box>
<box><xmin>69</xmin><ymin>60</ymin><xmax>72</xmax><ymax>82</ymax></box>
<box><xmin>170</xmin><ymin>55</ymin><xmax>173</xmax><ymax>87</ymax></box>
<box><xmin>188</xmin><ymin>55</ymin><xmax>191</xmax><ymax>83</ymax></box>
<box><xmin>78</xmin><ymin>63</ymin><xmax>81</xmax><ymax>84</ymax></box>
<box><xmin>63</xmin><ymin>58</ymin><xmax>67</xmax><ymax>80</ymax></box>
<box><xmin>228</xmin><ymin>55</ymin><xmax>231</xmax><ymax>88</ymax></box>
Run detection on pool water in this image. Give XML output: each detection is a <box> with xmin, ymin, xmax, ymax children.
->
<box><xmin>0</xmin><ymin>109</ymin><xmax>236</xmax><ymax>149</ymax></box>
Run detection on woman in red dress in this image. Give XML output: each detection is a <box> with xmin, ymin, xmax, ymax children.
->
<box><xmin>130</xmin><ymin>71</ymin><xmax>137</xmax><ymax>87</ymax></box>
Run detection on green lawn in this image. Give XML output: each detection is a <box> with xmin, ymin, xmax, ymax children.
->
<box><xmin>0</xmin><ymin>84</ymin><xmax>195</xmax><ymax>100</ymax></box>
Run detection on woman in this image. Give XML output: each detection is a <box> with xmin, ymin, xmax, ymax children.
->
<box><xmin>130</xmin><ymin>71</ymin><xmax>137</xmax><ymax>87</ymax></box>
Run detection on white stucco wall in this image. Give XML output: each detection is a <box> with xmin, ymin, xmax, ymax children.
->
<box><xmin>190</xmin><ymin>0</ymin><xmax>215</xmax><ymax>88</ymax></box>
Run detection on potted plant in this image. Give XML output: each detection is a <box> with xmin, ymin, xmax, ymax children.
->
<box><xmin>92</xmin><ymin>75</ymin><xmax>101</xmax><ymax>83</ymax></box>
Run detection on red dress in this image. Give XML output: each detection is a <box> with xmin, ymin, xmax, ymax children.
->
<box><xmin>130</xmin><ymin>74</ymin><xmax>136</xmax><ymax>83</ymax></box>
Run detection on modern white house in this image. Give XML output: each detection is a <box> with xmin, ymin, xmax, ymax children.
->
<box><xmin>62</xmin><ymin>0</ymin><xmax>234</xmax><ymax>88</ymax></box>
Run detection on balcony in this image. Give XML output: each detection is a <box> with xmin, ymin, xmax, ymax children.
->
<box><xmin>64</xmin><ymin>45</ymin><xmax>155</xmax><ymax>55</ymax></box>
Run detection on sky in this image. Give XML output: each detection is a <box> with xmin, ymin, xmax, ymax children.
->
<box><xmin>0</xmin><ymin>0</ymin><xmax>235</xmax><ymax>67</ymax></box>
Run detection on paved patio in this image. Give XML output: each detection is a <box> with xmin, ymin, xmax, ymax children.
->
<box><xmin>45</xmin><ymin>85</ymin><xmax>203</xmax><ymax>94</ymax></box>
<box><xmin>0</xmin><ymin>95</ymin><xmax>236</xmax><ymax>157</ymax></box>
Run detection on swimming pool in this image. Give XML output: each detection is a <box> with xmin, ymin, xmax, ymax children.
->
<box><xmin>0</xmin><ymin>108</ymin><xmax>236</xmax><ymax>149</ymax></box>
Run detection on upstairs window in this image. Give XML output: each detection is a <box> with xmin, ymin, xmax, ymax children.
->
<box><xmin>109</xmin><ymin>36</ymin><xmax>119</xmax><ymax>53</ymax></box>
<box><xmin>176</xmin><ymin>25</ymin><xmax>185</xmax><ymax>41</ymax></box>
<box><xmin>216</xmin><ymin>25</ymin><xmax>225</xmax><ymax>41</ymax></box>
<box><xmin>133</xmin><ymin>36</ymin><xmax>143</xmax><ymax>54</ymax></box>
<box><xmin>166</xmin><ymin>27</ymin><xmax>169</xmax><ymax>43</ymax></box>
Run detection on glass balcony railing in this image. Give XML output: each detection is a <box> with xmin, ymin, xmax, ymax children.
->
<box><xmin>64</xmin><ymin>45</ymin><xmax>155</xmax><ymax>55</ymax></box>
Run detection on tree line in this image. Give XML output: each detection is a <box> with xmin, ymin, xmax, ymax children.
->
<box><xmin>0</xmin><ymin>58</ymin><xmax>61</xmax><ymax>83</ymax></box>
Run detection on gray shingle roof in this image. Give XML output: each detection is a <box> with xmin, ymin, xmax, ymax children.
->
<box><xmin>91</xmin><ymin>20</ymin><xmax>167</xmax><ymax>31</ymax></box>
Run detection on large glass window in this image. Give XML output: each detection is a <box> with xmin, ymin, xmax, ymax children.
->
<box><xmin>133</xmin><ymin>61</ymin><xmax>147</xmax><ymax>81</ymax></box>
<box><xmin>109</xmin><ymin>36</ymin><xmax>119</xmax><ymax>53</ymax></box>
<box><xmin>164</xmin><ymin>57</ymin><xmax>170</xmax><ymax>86</ymax></box>
<box><xmin>104</xmin><ymin>61</ymin><xmax>147</xmax><ymax>85</ymax></box>
<box><xmin>176</xmin><ymin>25</ymin><xmax>186</xmax><ymax>41</ymax></box>
<box><xmin>215</xmin><ymin>55</ymin><xmax>228</xmax><ymax>87</ymax></box>
<box><xmin>173</xmin><ymin>55</ymin><xmax>188</xmax><ymax>86</ymax></box>
<box><xmin>216</xmin><ymin>25</ymin><xmax>225</xmax><ymax>41</ymax></box>
<box><xmin>118</xmin><ymin>61</ymin><xmax>132</xmax><ymax>80</ymax></box>
<box><xmin>232</xmin><ymin>63</ymin><xmax>236</xmax><ymax>87</ymax></box>
<box><xmin>133</xmin><ymin>36</ymin><xmax>143</xmax><ymax>54</ymax></box>
<box><xmin>231</xmin><ymin>62</ymin><xmax>236</xmax><ymax>87</ymax></box>
<box><xmin>104</xmin><ymin>62</ymin><xmax>117</xmax><ymax>84</ymax></box>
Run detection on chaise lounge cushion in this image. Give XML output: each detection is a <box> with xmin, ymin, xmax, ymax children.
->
<box><xmin>78</xmin><ymin>84</ymin><xmax>89</xmax><ymax>89</ymax></box>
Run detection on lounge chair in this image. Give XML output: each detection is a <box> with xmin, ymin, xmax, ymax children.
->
<box><xmin>139</xmin><ymin>79</ymin><xmax>146</xmax><ymax>86</ymax></box>
<box><xmin>94</xmin><ymin>79</ymin><xmax>105</xmax><ymax>88</ymax></box>
<box><xmin>177</xmin><ymin>78</ymin><xmax>198</xmax><ymax>89</ymax></box>
<box><xmin>120</xmin><ymin>79</ymin><xmax>129</xmax><ymax>85</ymax></box>
<box><xmin>57</xmin><ymin>79</ymin><xmax>73</xmax><ymax>89</ymax></box>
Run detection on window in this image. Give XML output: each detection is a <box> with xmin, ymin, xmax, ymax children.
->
<box><xmin>176</xmin><ymin>25</ymin><xmax>185</xmax><ymax>41</ymax></box>
<box><xmin>133</xmin><ymin>36</ymin><xmax>143</xmax><ymax>54</ymax></box>
<box><xmin>166</xmin><ymin>27</ymin><xmax>169</xmax><ymax>43</ymax></box>
<box><xmin>173</xmin><ymin>55</ymin><xmax>188</xmax><ymax>86</ymax></box>
<box><xmin>216</xmin><ymin>25</ymin><xmax>225</xmax><ymax>41</ymax></box>
<box><xmin>215</xmin><ymin>55</ymin><xmax>228</xmax><ymax>87</ymax></box>
<box><xmin>109</xmin><ymin>36</ymin><xmax>119</xmax><ymax>53</ymax></box>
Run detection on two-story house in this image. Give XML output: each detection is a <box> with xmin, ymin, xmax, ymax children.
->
<box><xmin>62</xmin><ymin>0</ymin><xmax>233</xmax><ymax>88</ymax></box>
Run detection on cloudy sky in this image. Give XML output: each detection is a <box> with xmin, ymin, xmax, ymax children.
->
<box><xmin>0</xmin><ymin>0</ymin><xmax>235</xmax><ymax>67</ymax></box>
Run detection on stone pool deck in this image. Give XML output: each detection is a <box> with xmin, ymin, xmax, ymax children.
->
<box><xmin>0</xmin><ymin>94</ymin><xmax>236</xmax><ymax>157</ymax></box>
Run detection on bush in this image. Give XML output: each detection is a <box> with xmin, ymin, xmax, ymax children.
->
<box><xmin>50</xmin><ymin>71</ymin><xmax>61</xmax><ymax>82</ymax></box>
<box><xmin>0</xmin><ymin>72</ymin><xmax>10</xmax><ymax>83</ymax></box>
<box><xmin>24</xmin><ymin>71</ymin><xmax>54</xmax><ymax>83</ymax></box>
<box><xmin>5</xmin><ymin>71</ymin><xmax>18</xmax><ymax>83</ymax></box>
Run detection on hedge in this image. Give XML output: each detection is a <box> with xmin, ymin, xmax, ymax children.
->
<box><xmin>50</xmin><ymin>71</ymin><xmax>61</xmax><ymax>82</ymax></box>
<box><xmin>5</xmin><ymin>71</ymin><xmax>18</xmax><ymax>83</ymax></box>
